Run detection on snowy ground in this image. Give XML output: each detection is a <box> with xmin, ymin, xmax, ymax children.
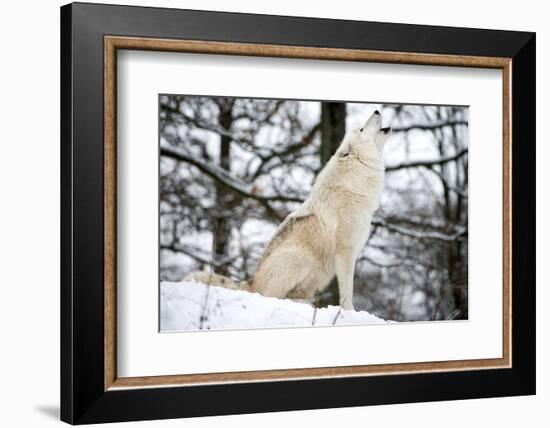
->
<box><xmin>161</xmin><ymin>280</ymin><xmax>390</xmax><ymax>332</ymax></box>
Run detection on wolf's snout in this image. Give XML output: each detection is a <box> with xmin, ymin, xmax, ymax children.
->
<box><xmin>363</xmin><ymin>111</ymin><xmax>382</xmax><ymax>131</ymax></box>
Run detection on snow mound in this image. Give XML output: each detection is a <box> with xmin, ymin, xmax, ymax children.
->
<box><xmin>161</xmin><ymin>280</ymin><xmax>389</xmax><ymax>332</ymax></box>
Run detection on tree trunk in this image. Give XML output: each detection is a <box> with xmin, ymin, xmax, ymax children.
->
<box><xmin>212</xmin><ymin>101</ymin><xmax>234</xmax><ymax>276</ymax></box>
<box><xmin>317</xmin><ymin>102</ymin><xmax>346</xmax><ymax>307</ymax></box>
<box><xmin>320</xmin><ymin>102</ymin><xmax>347</xmax><ymax>166</ymax></box>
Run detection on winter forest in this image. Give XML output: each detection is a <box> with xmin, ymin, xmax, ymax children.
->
<box><xmin>159</xmin><ymin>95</ymin><xmax>469</xmax><ymax>324</ymax></box>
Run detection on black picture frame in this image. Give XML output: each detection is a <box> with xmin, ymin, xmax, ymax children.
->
<box><xmin>61</xmin><ymin>2</ymin><xmax>535</xmax><ymax>424</ymax></box>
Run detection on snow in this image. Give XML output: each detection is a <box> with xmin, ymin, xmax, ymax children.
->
<box><xmin>160</xmin><ymin>280</ymin><xmax>390</xmax><ymax>332</ymax></box>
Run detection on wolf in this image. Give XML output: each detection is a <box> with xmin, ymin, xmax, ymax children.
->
<box><xmin>186</xmin><ymin>110</ymin><xmax>389</xmax><ymax>310</ymax></box>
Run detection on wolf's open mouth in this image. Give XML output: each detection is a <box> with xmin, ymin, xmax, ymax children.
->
<box><xmin>380</xmin><ymin>127</ymin><xmax>391</xmax><ymax>134</ymax></box>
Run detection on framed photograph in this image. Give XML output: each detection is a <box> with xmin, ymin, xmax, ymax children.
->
<box><xmin>61</xmin><ymin>2</ymin><xmax>535</xmax><ymax>424</ymax></box>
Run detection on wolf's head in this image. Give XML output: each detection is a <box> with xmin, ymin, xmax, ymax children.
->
<box><xmin>336</xmin><ymin>110</ymin><xmax>390</xmax><ymax>170</ymax></box>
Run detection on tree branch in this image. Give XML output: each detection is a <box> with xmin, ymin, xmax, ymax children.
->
<box><xmin>372</xmin><ymin>219</ymin><xmax>467</xmax><ymax>242</ymax></box>
<box><xmin>391</xmin><ymin>120</ymin><xmax>468</xmax><ymax>133</ymax></box>
<box><xmin>161</xmin><ymin>144</ymin><xmax>305</xmax><ymax>204</ymax></box>
<box><xmin>163</xmin><ymin>104</ymin><xmax>254</xmax><ymax>147</ymax></box>
<box><xmin>426</xmin><ymin>166</ymin><xmax>468</xmax><ymax>198</ymax></box>
<box><xmin>161</xmin><ymin>242</ymin><xmax>237</xmax><ymax>268</ymax></box>
<box><xmin>385</xmin><ymin>148</ymin><xmax>468</xmax><ymax>172</ymax></box>
<box><xmin>249</xmin><ymin>122</ymin><xmax>320</xmax><ymax>180</ymax></box>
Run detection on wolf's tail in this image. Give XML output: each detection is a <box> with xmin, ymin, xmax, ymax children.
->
<box><xmin>184</xmin><ymin>271</ymin><xmax>251</xmax><ymax>291</ymax></box>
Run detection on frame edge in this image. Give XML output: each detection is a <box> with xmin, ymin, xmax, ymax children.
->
<box><xmin>60</xmin><ymin>2</ymin><xmax>74</xmax><ymax>425</ymax></box>
<box><xmin>510</xmin><ymin>32</ymin><xmax>536</xmax><ymax>394</ymax></box>
<box><xmin>104</xmin><ymin>35</ymin><xmax>513</xmax><ymax>390</ymax></box>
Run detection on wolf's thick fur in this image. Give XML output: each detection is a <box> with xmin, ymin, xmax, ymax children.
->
<box><xmin>186</xmin><ymin>111</ymin><xmax>388</xmax><ymax>310</ymax></box>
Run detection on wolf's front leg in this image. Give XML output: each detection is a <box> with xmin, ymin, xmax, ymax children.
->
<box><xmin>335</xmin><ymin>252</ymin><xmax>356</xmax><ymax>310</ymax></box>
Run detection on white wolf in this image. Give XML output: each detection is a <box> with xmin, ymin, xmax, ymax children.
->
<box><xmin>186</xmin><ymin>110</ymin><xmax>389</xmax><ymax>310</ymax></box>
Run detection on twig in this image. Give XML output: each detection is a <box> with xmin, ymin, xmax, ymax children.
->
<box><xmin>199</xmin><ymin>283</ymin><xmax>211</xmax><ymax>330</ymax></box>
<box><xmin>312</xmin><ymin>306</ymin><xmax>318</xmax><ymax>326</ymax></box>
<box><xmin>332</xmin><ymin>307</ymin><xmax>343</xmax><ymax>325</ymax></box>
